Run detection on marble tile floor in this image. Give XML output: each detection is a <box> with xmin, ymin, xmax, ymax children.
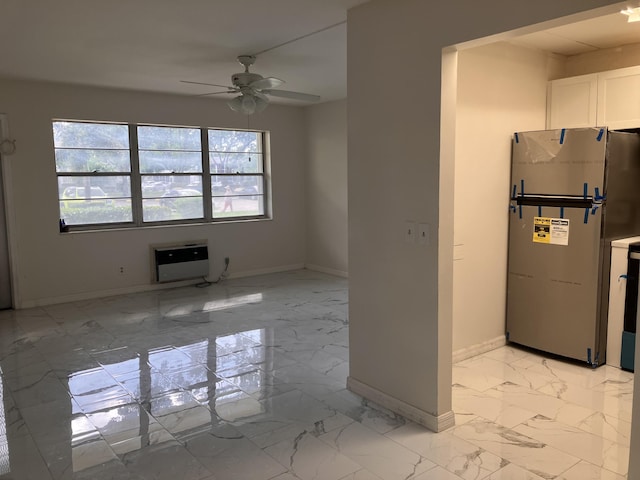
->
<box><xmin>0</xmin><ymin>269</ymin><xmax>633</xmax><ymax>479</ymax></box>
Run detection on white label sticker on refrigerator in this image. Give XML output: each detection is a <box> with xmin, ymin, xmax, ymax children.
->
<box><xmin>533</xmin><ymin>217</ymin><xmax>569</xmax><ymax>245</ymax></box>
<box><xmin>550</xmin><ymin>218</ymin><xmax>569</xmax><ymax>245</ymax></box>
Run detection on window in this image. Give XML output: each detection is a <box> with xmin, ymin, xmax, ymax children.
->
<box><xmin>209</xmin><ymin>130</ymin><xmax>265</xmax><ymax>218</ymax></box>
<box><xmin>138</xmin><ymin>125</ymin><xmax>203</xmax><ymax>222</ymax></box>
<box><xmin>53</xmin><ymin>121</ymin><xmax>133</xmax><ymax>226</ymax></box>
<box><xmin>53</xmin><ymin>121</ymin><xmax>268</xmax><ymax>229</ymax></box>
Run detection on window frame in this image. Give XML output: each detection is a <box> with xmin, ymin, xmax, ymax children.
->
<box><xmin>53</xmin><ymin>120</ymin><xmax>269</xmax><ymax>231</ymax></box>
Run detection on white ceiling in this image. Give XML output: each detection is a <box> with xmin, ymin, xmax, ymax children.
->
<box><xmin>1</xmin><ymin>3</ymin><xmax>639</xmax><ymax>107</ymax></box>
<box><xmin>0</xmin><ymin>0</ymin><xmax>369</xmax><ymax>105</ymax></box>
<box><xmin>511</xmin><ymin>11</ymin><xmax>640</xmax><ymax>56</ymax></box>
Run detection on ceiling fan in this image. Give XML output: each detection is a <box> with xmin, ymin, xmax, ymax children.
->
<box><xmin>181</xmin><ymin>55</ymin><xmax>321</xmax><ymax>115</ymax></box>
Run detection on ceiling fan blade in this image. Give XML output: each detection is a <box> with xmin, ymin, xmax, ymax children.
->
<box><xmin>250</xmin><ymin>77</ymin><xmax>284</xmax><ymax>90</ymax></box>
<box><xmin>192</xmin><ymin>90</ymin><xmax>237</xmax><ymax>97</ymax></box>
<box><xmin>263</xmin><ymin>89</ymin><xmax>321</xmax><ymax>102</ymax></box>
<box><xmin>181</xmin><ymin>80</ymin><xmax>235</xmax><ymax>89</ymax></box>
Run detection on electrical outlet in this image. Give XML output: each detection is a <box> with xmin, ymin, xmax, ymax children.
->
<box><xmin>224</xmin><ymin>257</ymin><xmax>230</xmax><ymax>267</ymax></box>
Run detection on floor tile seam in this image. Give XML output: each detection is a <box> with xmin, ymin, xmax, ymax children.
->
<box><xmin>454</xmin><ymin>439</ymin><xmax>582</xmax><ymax>480</ymax></box>
<box><xmin>533</xmin><ymin>376</ymin><xmax>630</xmax><ymax>399</ymax></box>
<box><xmin>457</xmin><ymin>363</ymin><xmax>563</xmax><ymax>392</ymax></box>
<box><xmin>468</xmin><ymin>411</ymin><xmax>537</xmax><ymax>432</ymax></box>
<box><xmin>510</xmin><ymin>421</ymin><xmax>619</xmax><ymax>458</ymax></box>
<box><xmin>383</xmin><ymin>430</ymin><xmax>505</xmax><ymax>479</ymax></box>
<box><xmin>449</xmin><ymin>419</ymin><xmax>549</xmax><ymax>451</ymax></box>
<box><xmin>297</xmin><ymin>359</ymin><xmax>348</xmax><ymax>379</ymax></box>
<box><xmin>489</xmin><ymin>382</ymin><xmax>606</xmax><ymax>416</ymax></box>
<box><xmin>449</xmin><ymin>420</ymin><xmax>589</xmax><ymax>475</ymax></box>
<box><xmin>556</xmin><ymin>459</ymin><xmax>628</xmax><ymax>480</ymax></box>
<box><xmin>258</xmin><ymin>426</ymin><xmax>359</xmax><ymax>480</ymax></box>
<box><xmin>5</xmin><ymin>367</ymin><xmax>62</xmax><ymax>397</ymax></box>
<box><xmin>121</xmin><ymin>443</ymin><xmax>213</xmax><ymax>479</ymax></box>
<box><xmin>453</xmin><ymin>384</ymin><xmax>544</xmax><ymax>414</ymax></box>
<box><xmin>573</xmin><ymin>416</ymin><xmax>632</xmax><ymax>443</ymax></box>
<box><xmin>32</xmin><ymin>431</ymin><xmax>101</xmax><ymax>480</ymax></box>
<box><xmin>83</xmin><ymin>401</ymin><xmax>163</xmax><ymax>434</ymax></box>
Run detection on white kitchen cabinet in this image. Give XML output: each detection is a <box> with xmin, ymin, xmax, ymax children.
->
<box><xmin>547</xmin><ymin>66</ymin><xmax>640</xmax><ymax>130</ymax></box>
<box><xmin>597</xmin><ymin>66</ymin><xmax>640</xmax><ymax>130</ymax></box>
<box><xmin>546</xmin><ymin>74</ymin><xmax>598</xmax><ymax>129</ymax></box>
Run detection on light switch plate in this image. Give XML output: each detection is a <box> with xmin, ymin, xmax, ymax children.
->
<box><xmin>405</xmin><ymin>221</ymin><xmax>417</xmax><ymax>243</ymax></box>
<box><xmin>418</xmin><ymin>223</ymin><xmax>429</xmax><ymax>245</ymax></box>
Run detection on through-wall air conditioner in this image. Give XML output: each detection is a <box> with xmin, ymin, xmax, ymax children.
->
<box><xmin>151</xmin><ymin>242</ymin><xmax>209</xmax><ymax>283</ymax></box>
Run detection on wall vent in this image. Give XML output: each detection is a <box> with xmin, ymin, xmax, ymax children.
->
<box><xmin>152</xmin><ymin>242</ymin><xmax>209</xmax><ymax>283</ymax></box>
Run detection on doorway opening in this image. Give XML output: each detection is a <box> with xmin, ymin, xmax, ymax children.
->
<box><xmin>441</xmin><ymin>2</ymin><xmax>636</xmax><ymax>477</ymax></box>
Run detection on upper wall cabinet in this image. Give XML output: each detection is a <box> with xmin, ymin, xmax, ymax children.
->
<box><xmin>597</xmin><ymin>67</ymin><xmax>640</xmax><ymax>130</ymax></box>
<box><xmin>547</xmin><ymin>66</ymin><xmax>640</xmax><ymax>130</ymax></box>
<box><xmin>547</xmin><ymin>74</ymin><xmax>598</xmax><ymax>129</ymax></box>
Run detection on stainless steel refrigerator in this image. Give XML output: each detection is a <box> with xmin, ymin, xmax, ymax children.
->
<box><xmin>506</xmin><ymin>127</ymin><xmax>640</xmax><ymax>367</ymax></box>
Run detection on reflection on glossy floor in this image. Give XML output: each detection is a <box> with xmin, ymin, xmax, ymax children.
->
<box><xmin>0</xmin><ymin>270</ymin><xmax>633</xmax><ymax>479</ymax></box>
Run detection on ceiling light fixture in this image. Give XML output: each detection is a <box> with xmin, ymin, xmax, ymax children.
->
<box><xmin>621</xmin><ymin>7</ymin><xmax>640</xmax><ymax>22</ymax></box>
<box><xmin>227</xmin><ymin>93</ymin><xmax>268</xmax><ymax>115</ymax></box>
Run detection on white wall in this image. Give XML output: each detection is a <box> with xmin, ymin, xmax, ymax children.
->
<box><xmin>0</xmin><ymin>78</ymin><xmax>307</xmax><ymax>307</ymax></box>
<box><xmin>347</xmin><ymin>0</ymin><xmax>623</xmax><ymax>431</ymax></box>
<box><xmin>452</xmin><ymin>42</ymin><xmax>564</xmax><ymax>356</ymax></box>
<box><xmin>305</xmin><ymin>100</ymin><xmax>348</xmax><ymax>277</ymax></box>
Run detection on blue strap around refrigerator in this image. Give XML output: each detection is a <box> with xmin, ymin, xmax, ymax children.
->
<box><xmin>538</xmin><ymin>206</ymin><xmax>542</xmax><ymax>217</ymax></box>
<box><xmin>560</xmin><ymin>207</ymin><xmax>564</xmax><ymax>218</ymax></box>
<box><xmin>514</xmin><ymin>132</ymin><xmax>519</xmax><ymax>144</ymax></box>
<box><xmin>594</xmin><ymin>186</ymin><xmax>605</xmax><ymax>202</ymax></box>
<box><xmin>583</xmin><ymin>182</ymin><xmax>589</xmax><ymax>224</ymax></box>
<box><xmin>592</xmin><ymin>186</ymin><xmax>604</xmax><ymax>215</ymax></box>
<box><xmin>519</xmin><ymin>179</ymin><xmax>524</xmax><ymax>219</ymax></box>
<box><xmin>597</xmin><ymin>129</ymin><xmax>605</xmax><ymax>142</ymax></box>
<box><xmin>560</xmin><ymin>129</ymin><xmax>566</xmax><ymax>145</ymax></box>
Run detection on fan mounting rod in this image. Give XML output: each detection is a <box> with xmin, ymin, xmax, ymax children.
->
<box><xmin>237</xmin><ymin>55</ymin><xmax>256</xmax><ymax>72</ymax></box>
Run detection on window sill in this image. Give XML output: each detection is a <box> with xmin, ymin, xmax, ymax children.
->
<box><xmin>59</xmin><ymin>216</ymin><xmax>272</xmax><ymax>235</ymax></box>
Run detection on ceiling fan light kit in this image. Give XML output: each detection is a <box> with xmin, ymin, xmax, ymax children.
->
<box><xmin>228</xmin><ymin>93</ymin><xmax>268</xmax><ymax>115</ymax></box>
<box><xmin>182</xmin><ymin>54</ymin><xmax>321</xmax><ymax>115</ymax></box>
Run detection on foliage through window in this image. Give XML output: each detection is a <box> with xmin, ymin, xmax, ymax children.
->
<box><xmin>209</xmin><ymin>130</ymin><xmax>264</xmax><ymax>219</ymax></box>
<box><xmin>53</xmin><ymin>121</ymin><xmax>268</xmax><ymax>229</ymax></box>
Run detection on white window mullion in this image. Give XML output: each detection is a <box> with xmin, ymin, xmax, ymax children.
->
<box><xmin>129</xmin><ymin>125</ymin><xmax>144</xmax><ymax>226</ymax></box>
<box><xmin>201</xmin><ymin>129</ymin><xmax>212</xmax><ymax>221</ymax></box>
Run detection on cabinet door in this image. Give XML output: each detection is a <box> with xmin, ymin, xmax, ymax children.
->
<box><xmin>547</xmin><ymin>74</ymin><xmax>598</xmax><ymax>129</ymax></box>
<box><xmin>597</xmin><ymin>66</ymin><xmax>640</xmax><ymax>130</ymax></box>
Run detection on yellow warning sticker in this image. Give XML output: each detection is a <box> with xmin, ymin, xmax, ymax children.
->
<box><xmin>533</xmin><ymin>217</ymin><xmax>570</xmax><ymax>246</ymax></box>
<box><xmin>533</xmin><ymin>217</ymin><xmax>551</xmax><ymax>243</ymax></box>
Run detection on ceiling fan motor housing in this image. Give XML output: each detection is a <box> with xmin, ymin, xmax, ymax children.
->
<box><xmin>232</xmin><ymin>72</ymin><xmax>263</xmax><ymax>88</ymax></box>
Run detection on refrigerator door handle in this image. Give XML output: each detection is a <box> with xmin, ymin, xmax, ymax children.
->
<box><xmin>514</xmin><ymin>195</ymin><xmax>593</xmax><ymax>209</ymax></box>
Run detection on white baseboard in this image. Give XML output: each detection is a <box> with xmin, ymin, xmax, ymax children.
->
<box><xmin>225</xmin><ymin>263</ymin><xmax>305</xmax><ymax>280</ymax></box>
<box><xmin>347</xmin><ymin>376</ymin><xmax>455</xmax><ymax>433</ymax></box>
<box><xmin>18</xmin><ymin>278</ymin><xmax>204</xmax><ymax>309</ymax></box>
<box><xmin>17</xmin><ymin>264</ymin><xmax>306</xmax><ymax>309</ymax></box>
<box><xmin>452</xmin><ymin>335</ymin><xmax>507</xmax><ymax>364</ymax></box>
<box><xmin>305</xmin><ymin>264</ymin><xmax>348</xmax><ymax>278</ymax></box>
